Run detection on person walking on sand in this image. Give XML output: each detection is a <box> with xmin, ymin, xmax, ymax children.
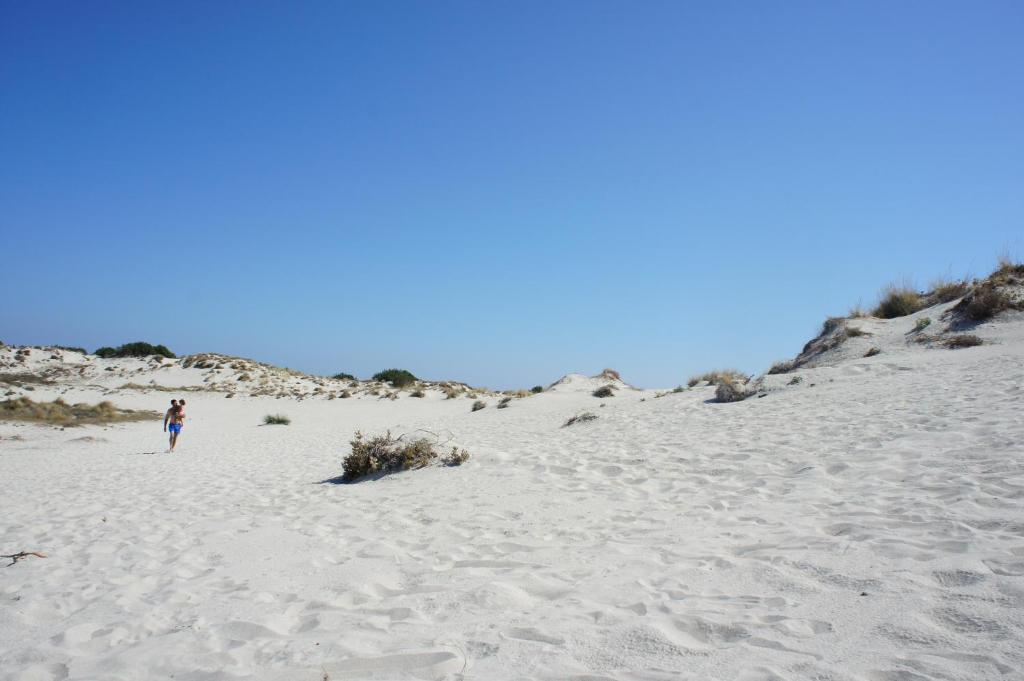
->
<box><xmin>163</xmin><ymin>399</ymin><xmax>185</xmax><ymax>452</ymax></box>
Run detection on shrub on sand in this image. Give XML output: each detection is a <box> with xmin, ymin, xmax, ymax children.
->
<box><xmin>263</xmin><ymin>414</ymin><xmax>291</xmax><ymax>425</ymax></box>
<box><xmin>563</xmin><ymin>412</ymin><xmax>598</xmax><ymax>427</ymax></box>
<box><xmin>944</xmin><ymin>334</ymin><xmax>983</xmax><ymax>349</ymax></box>
<box><xmin>342</xmin><ymin>431</ymin><xmax>469</xmax><ymax>482</ymax></box>
<box><xmin>864</xmin><ymin>347</ymin><xmax>882</xmax><ymax>357</ymax></box>
<box><xmin>952</xmin><ymin>283</ymin><xmax>1014</xmax><ymax>322</ymax></box>
<box><xmin>371</xmin><ymin>369</ymin><xmax>418</xmax><ymax>387</ymax></box>
<box><xmin>530</xmin><ymin>385</ymin><xmax>543</xmax><ymax>394</ymax></box>
<box><xmin>471</xmin><ymin>400</ymin><xmax>486</xmax><ymax>412</ymax></box>
<box><xmin>913</xmin><ymin>317</ymin><xmax>932</xmax><ymax>332</ymax></box>
<box><xmin>497</xmin><ymin>396</ymin><xmax>512</xmax><ymax>409</ymax></box>
<box><xmin>767</xmin><ymin>360</ymin><xmax>796</xmax><ymax>375</ymax></box>
<box><xmin>411</xmin><ymin>389</ymin><xmax>425</xmax><ymax>398</ymax></box>
<box><xmin>592</xmin><ymin>385</ymin><xmax>615</xmax><ymax>398</ymax></box>
<box><xmin>0</xmin><ymin>397</ymin><xmax>157</xmax><ymax>426</ymax></box>
<box><xmin>94</xmin><ymin>342</ymin><xmax>176</xmax><ymax>359</ymax></box>
<box><xmin>715</xmin><ymin>376</ymin><xmax>751</xmax><ymax>403</ymax></box>
<box><xmin>332</xmin><ymin>372</ymin><xmax>356</xmax><ymax>381</ymax></box>
<box><xmin>929</xmin><ymin>278</ymin><xmax>970</xmax><ymax>304</ymax></box>
<box><xmin>873</xmin><ymin>286</ymin><xmax>922</xmax><ymax>319</ymax></box>
<box><xmin>688</xmin><ymin>369</ymin><xmax>745</xmax><ymax>388</ymax></box>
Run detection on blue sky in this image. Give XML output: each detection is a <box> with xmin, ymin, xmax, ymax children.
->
<box><xmin>2</xmin><ymin>2</ymin><xmax>1022</xmax><ymax>388</ymax></box>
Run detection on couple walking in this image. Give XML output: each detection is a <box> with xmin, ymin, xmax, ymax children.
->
<box><xmin>162</xmin><ymin>399</ymin><xmax>187</xmax><ymax>452</ymax></box>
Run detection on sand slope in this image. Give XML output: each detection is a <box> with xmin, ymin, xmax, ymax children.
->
<box><xmin>2</xmin><ymin>308</ymin><xmax>1023</xmax><ymax>680</ymax></box>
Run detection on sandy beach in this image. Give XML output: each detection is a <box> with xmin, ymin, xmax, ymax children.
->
<box><xmin>2</xmin><ymin>294</ymin><xmax>1023</xmax><ymax>680</ymax></box>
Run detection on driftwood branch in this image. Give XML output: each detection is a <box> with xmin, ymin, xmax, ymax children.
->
<box><xmin>2</xmin><ymin>551</ymin><xmax>47</xmax><ymax>567</ymax></box>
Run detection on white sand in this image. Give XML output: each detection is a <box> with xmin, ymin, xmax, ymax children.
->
<box><xmin>2</xmin><ymin>308</ymin><xmax>1023</xmax><ymax>680</ymax></box>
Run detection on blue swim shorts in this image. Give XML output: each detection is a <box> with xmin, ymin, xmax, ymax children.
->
<box><xmin>169</xmin><ymin>423</ymin><xmax>182</xmax><ymax>434</ymax></box>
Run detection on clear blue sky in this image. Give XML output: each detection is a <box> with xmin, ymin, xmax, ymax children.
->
<box><xmin>2</xmin><ymin>2</ymin><xmax>1022</xmax><ymax>388</ymax></box>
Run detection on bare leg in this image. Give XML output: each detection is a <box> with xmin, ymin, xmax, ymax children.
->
<box><xmin>170</xmin><ymin>431</ymin><xmax>179</xmax><ymax>452</ymax></box>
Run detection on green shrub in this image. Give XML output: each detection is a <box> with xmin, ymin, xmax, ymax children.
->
<box><xmin>263</xmin><ymin>414</ymin><xmax>291</xmax><ymax>425</ymax></box>
<box><xmin>94</xmin><ymin>342</ymin><xmax>176</xmax><ymax>359</ymax></box>
<box><xmin>592</xmin><ymin>385</ymin><xmax>615</xmax><ymax>398</ymax></box>
<box><xmin>332</xmin><ymin>372</ymin><xmax>356</xmax><ymax>381</ymax></box>
<box><xmin>530</xmin><ymin>385</ymin><xmax>543</xmax><ymax>393</ymax></box>
<box><xmin>371</xmin><ymin>368</ymin><xmax>417</xmax><ymax>387</ymax></box>
<box><xmin>342</xmin><ymin>431</ymin><xmax>469</xmax><ymax>482</ymax></box>
<box><xmin>471</xmin><ymin>400</ymin><xmax>486</xmax><ymax>412</ymax></box>
<box><xmin>54</xmin><ymin>346</ymin><xmax>86</xmax><ymax>354</ymax></box>
<box><xmin>913</xmin><ymin>317</ymin><xmax>931</xmax><ymax>332</ymax></box>
<box><xmin>873</xmin><ymin>286</ymin><xmax>922</xmax><ymax>319</ymax></box>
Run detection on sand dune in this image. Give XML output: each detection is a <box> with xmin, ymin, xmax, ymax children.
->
<box><xmin>2</xmin><ymin>298</ymin><xmax>1023</xmax><ymax>679</ymax></box>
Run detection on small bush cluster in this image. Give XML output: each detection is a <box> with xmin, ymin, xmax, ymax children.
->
<box><xmin>531</xmin><ymin>385</ymin><xmax>543</xmax><ymax>394</ymax></box>
<box><xmin>873</xmin><ymin>286</ymin><xmax>922</xmax><ymax>319</ymax></box>
<box><xmin>471</xmin><ymin>400</ymin><xmax>486</xmax><ymax>412</ymax></box>
<box><xmin>688</xmin><ymin>369</ymin><xmax>745</xmax><ymax>388</ymax></box>
<box><xmin>411</xmin><ymin>388</ymin><xmax>425</xmax><ymax>398</ymax></box>
<box><xmin>952</xmin><ymin>283</ymin><xmax>1016</xmax><ymax>322</ymax></box>
<box><xmin>497</xmin><ymin>396</ymin><xmax>512</xmax><ymax>409</ymax></box>
<box><xmin>263</xmin><ymin>414</ymin><xmax>291</xmax><ymax>425</ymax></box>
<box><xmin>54</xmin><ymin>345</ymin><xmax>87</xmax><ymax>354</ymax></box>
<box><xmin>342</xmin><ymin>431</ymin><xmax>469</xmax><ymax>482</ymax></box>
<box><xmin>767</xmin><ymin>360</ymin><xmax>796</xmax><ymax>375</ymax></box>
<box><xmin>371</xmin><ymin>369</ymin><xmax>418</xmax><ymax>387</ymax></box>
<box><xmin>94</xmin><ymin>342</ymin><xmax>176</xmax><ymax>359</ymax></box>
<box><xmin>0</xmin><ymin>397</ymin><xmax>157</xmax><ymax>426</ymax></box>
<box><xmin>944</xmin><ymin>334</ymin><xmax>983</xmax><ymax>349</ymax></box>
<box><xmin>715</xmin><ymin>376</ymin><xmax>751</xmax><ymax>403</ymax></box>
<box><xmin>592</xmin><ymin>385</ymin><xmax>615</xmax><ymax>398</ymax></box>
<box><xmin>913</xmin><ymin>317</ymin><xmax>932</xmax><ymax>332</ymax></box>
<box><xmin>929</xmin><ymin>278</ymin><xmax>970</xmax><ymax>303</ymax></box>
<box><xmin>563</xmin><ymin>412</ymin><xmax>598</xmax><ymax>427</ymax></box>
<box><xmin>332</xmin><ymin>372</ymin><xmax>356</xmax><ymax>381</ymax></box>
<box><xmin>864</xmin><ymin>347</ymin><xmax>882</xmax><ymax>357</ymax></box>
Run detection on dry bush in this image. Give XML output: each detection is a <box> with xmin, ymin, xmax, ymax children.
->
<box><xmin>442</xmin><ymin>384</ymin><xmax>461</xmax><ymax>399</ymax></box>
<box><xmin>864</xmin><ymin>347</ymin><xmax>882</xmax><ymax>357</ymax></box>
<box><xmin>767</xmin><ymin>360</ymin><xmax>796</xmax><ymax>375</ymax></box>
<box><xmin>497</xmin><ymin>396</ymin><xmax>512</xmax><ymax>409</ymax></box>
<box><xmin>873</xmin><ymin>286</ymin><xmax>922</xmax><ymax>319</ymax></box>
<box><xmin>342</xmin><ymin>431</ymin><xmax>469</xmax><ymax>482</ymax></box>
<box><xmin>471</xmin><ymin>400</ymin><xmax>486</xmax><ymax>412</ymax></box>
<box><xmin>952</xmin><ymin>283</ymin><xmax>1015</xmax><ymax>322</ymax></box>
<box><xmin>263</xmin><ymin>414</ymin><xmax>290</xmax><ymax>425</ymax></box>
<box><xmin>944</xmin><ymin>334</ymin><xmax>983</xmax><ymax>349</ymax></box>
<box><xmin>592</xmin><ymin>385</ymin><xmax>615</xmax><ymax>398</ymax></box>
<box><xmin>845</xmin><ymin>326</ymin><xmax>870</xmax><ymax>338</ymax></box>
<box><xmin>0</xmin><ymin>397</ymin><xmax>158</xmax><ymax>426</ymax></box>
<box><xmin>597</xmin><ymin>368</ymin><xmax>621</xmax><ymax>381</ymax></box>
<box><xmin>929</xmin><ymin>278</ymin><xmax>970</xmax><ymax>303</ymax></box>
<box><xmin>715</xmin><ymin>376</ymin><xmax>751</xmax><ymax>403</ymax></box>
<box><xmin>688</xmin><ymin>369</ymin><xmax>745</xmax><ymax>387</ymax></box>
<box><xmin>913</xmin><ymin>317</ymin><xmax>932</xmax><ymax>332</ymax></box>
<box><xmin>411</xmin><ymin>389</ymin><xmax>425</xmax><ymax>398</ymax></box>
<box><xmin>340</xmin><ymin>390</ymin><xmax>352</xmax><ymax>398</ymax></box>
<box><xmin>990</xmin><ymin>258</ymin><xmax>1024</xmax><ymax>286</ymax></box>
<box><xmin>563</xmin><ymin>412</ymin><xmax>598</xmax><ymax>427</ymax></box>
